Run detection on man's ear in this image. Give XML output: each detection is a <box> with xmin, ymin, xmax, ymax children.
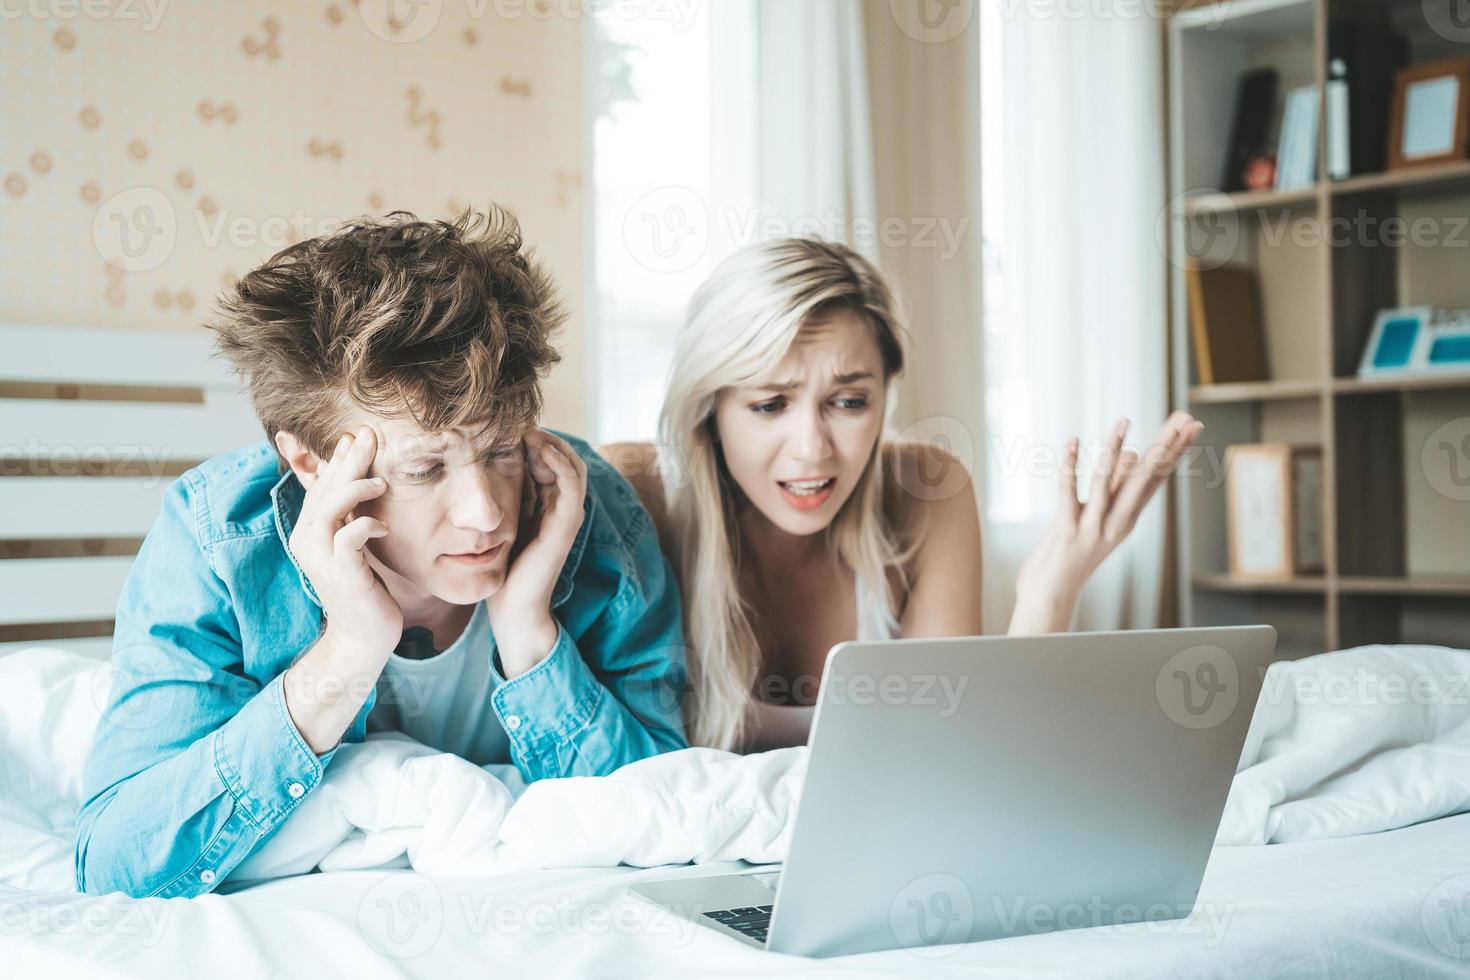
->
<box><xmin>274</xmin><ymin>431</ymin><xmax>325</xmax><ymax>490</ymax></box>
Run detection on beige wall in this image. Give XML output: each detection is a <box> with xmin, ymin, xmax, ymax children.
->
<box><xmin>1</xmin><ymin>1</ymin><xmax>588</xmax><ymax>432</ymax></box>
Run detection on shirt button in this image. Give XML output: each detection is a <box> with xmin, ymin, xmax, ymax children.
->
<box><xmin>288</xmin><ymin>782</ymin><xmax>305</xmax><ymax>799</ymax></box>
<box><xmin>200</xmin><ymin>869</ymin><xmax>216</xmax><ymax>884</ymax></box>
<box><xmin>505</xmin><ymin>714</ymin><xmax>522</xmax><ymax>731</ymax></box>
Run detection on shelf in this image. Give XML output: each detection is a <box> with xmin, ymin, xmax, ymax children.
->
<box><xmin>1193</xmin><ymin>574</ymin><xmax>1327</xmax><ymax>594</ymax></box>
<box><xmin>1172</xmin><ymin>0</ymin><xmax>1315</xmax><ymax>37</ymax></box>
<box><xmin>1184</xmin><ymin>185</ymin><xmax>1317</xmax><ymax>216</ymax></box>
<box><xmin>1189</xmin><ymin>379</ymin><xmax>1323</xmax><ymax>404</ymax></box>
<box><xmin>1330</xmin><ymin>161</ymin><xmax>1470</xmax><ymax>200</ymax></box>
<box><xmin>1337</xmin><ymin>577</ymin><xmax>1470</xmax><ymax>598</ymax></box>
<box><xmin>1332</xmin><ymin>373</ymin><xmax>1470</xmax><ymax>396</ymax></box>
<box><xmin>1195</xmin><ymin>575</ymin><xmax>1470</xmax><ymax>597</ymax></box>
<box><xmin>1183</xmin><ymin>161</ymin><xmax>1470</xmax><ymax>215</ymax></box>
<box><xmin>1168</xmin><ymin>2</ymin><xmax>1470</xmax><ymax>652</ymax></box>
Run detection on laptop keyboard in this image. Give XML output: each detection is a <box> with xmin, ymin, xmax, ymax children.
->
<box><xmin>702</xmin><ymin>905</ymin><xmax>774</xmax><ymax>943</ymax></box>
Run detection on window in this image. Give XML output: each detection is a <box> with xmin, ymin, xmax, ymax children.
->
<box><xmin>588</xmin><ymin>6</ymin><xmax>715</xmax><ymax>444</ymax></box>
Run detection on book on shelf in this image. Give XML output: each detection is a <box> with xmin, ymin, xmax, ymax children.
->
<box><xmin>1275</xmin><ymin>86</ymin><xmax>1319</xmax><ymax>190</ymax></box>
<box><xmin>1222</xmin><ymin>68</ymin><xmax>1278</xmax><ymax>193</ymax></box>
<box><xmin>1186</xmin><ymin>263</ymin><xmax>1269</xmax><ymax>386</ymax></box>
<box><xmin>1327</xmin><ymin>21</ymin><xmax>1409</xmax><ymax>180</ymax></box>
<box><xmin>1328</xmin><ymin>58</ymin><xmax>1350</xmax><ymax>179</ymax></box>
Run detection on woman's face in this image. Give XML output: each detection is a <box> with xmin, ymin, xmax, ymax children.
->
<box><xmin>713</xmin><ymin>308</ymin><xmax>887</xmax><ymax>537</ymax></box>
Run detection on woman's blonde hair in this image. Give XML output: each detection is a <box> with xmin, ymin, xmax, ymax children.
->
<box><xmin>658</xmin><ymin>238</ymin><xmax>912</xmax><ymax>750</ymax></box>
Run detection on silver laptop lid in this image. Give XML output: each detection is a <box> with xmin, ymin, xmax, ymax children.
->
<box><xmin>766</xmin><ymin>625</ymin><xmax>1277</xmax><ymax>957</ymax></box>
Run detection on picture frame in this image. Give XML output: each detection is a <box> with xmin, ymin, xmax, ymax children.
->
<box><xmin>1357</xmin><ymin>306</ymin><xmax>1434</xmax><ymax>377</ymax></box>
<box><xmin>1225</xmin><ymin>444</ymin><xmax>1324</xmax><ymax>579</ymax></box>
<box><xmin>1387</xmin><ymin>58</ymin><xmax>1470</xmax><ymax>171</ymax></box>
<box><xmin>1423</xmin><ymin>311</ymin><xmax>1470</xmax><ymax>375</ymax></box>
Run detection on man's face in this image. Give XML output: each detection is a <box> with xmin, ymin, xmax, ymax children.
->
<box><xmin>343</xmin><ymin>413</ymin><xmax>528</xmax><ymax>606</ymax></box>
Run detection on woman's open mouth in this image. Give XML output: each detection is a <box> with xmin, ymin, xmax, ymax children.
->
<box><xmin>777</xmin><ymin>478</ymin><xmax>835</xmax><ymax>511</ymax></box>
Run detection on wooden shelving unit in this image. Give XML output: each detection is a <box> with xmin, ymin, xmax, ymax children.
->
<box><xmin>1185</xmin><ymin>185</ymin><xmax>1319</xmax><ymax>214</ymax></box>
<box><xmin>1193</xmin><ymin>573</ymin><xmax>1329</xmax><ymax>593</ymax></box>
<box><xmin>1189</xmin><ymin>378</ymin><xmax>1322</xmax><ymax>403</ymax></box>
<box><xmin>1167</xmin><ymin>0</ymin><xmax>1470</xmax><ymax>658</ymax></box>
<box><xmin>1329</xmin><ymin>159</ymin><xmax>1470</xmax><ymax>197</ymax></box>
<box><xmin>1331</xmin><ymin>373</ymin><xmax>1470</xmax><ymax>395</ymax></box>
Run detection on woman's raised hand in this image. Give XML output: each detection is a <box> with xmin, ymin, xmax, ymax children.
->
<box><xmin>1009</xmin><ymin>411</ymin><xmax>1204</xmax><ymax>635</ymax></box>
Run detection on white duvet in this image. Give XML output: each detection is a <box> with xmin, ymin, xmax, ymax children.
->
<box><xmin>3</xmin><ymin>643</ymin><xmax>1470</xmax><ymax>979</ymax></box>
<box><xmin>2</xmin><ymin>644</ymin><xmax>1469</xmax><ymax>894</ymax></box>
<box><xmin>1219</xmin><ymin>643</ymin><xmax>1470</xmax><ymax>845</ymax></box>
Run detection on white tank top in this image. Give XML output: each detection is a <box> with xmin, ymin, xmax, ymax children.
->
<box><xmin>855</xmin><ymin>575</ymin><xmax>900</xmax><ymax>642</ymax></box>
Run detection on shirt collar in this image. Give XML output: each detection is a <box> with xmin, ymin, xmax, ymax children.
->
<box><xmin>269</xmin><ymin>468</ymin><xmax>592</xmax><ymax>611</ymax></box>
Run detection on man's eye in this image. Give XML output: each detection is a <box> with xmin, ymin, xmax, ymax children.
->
<box><xmin>403</xmin><ymin>463</ymin><xmax>442</xmax><ymax>481</ymax></box>
<box><xmin>483</xmin><ymin>448</ymin><xmax>521</xmax><ymax>466</ymax></box>
<box><xmin>751</xmin><ymin>398</ymin><xmax>785</xmax><ymax>415</ymax></box>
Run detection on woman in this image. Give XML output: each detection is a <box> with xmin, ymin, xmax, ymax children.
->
<box><xmin>599</xmin><ymin>238</ymin><xmax>1202</xmax><ymax>752</ymax></box>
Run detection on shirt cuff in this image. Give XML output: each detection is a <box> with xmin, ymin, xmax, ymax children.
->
<box><xmin>211</xmin><ymin>672</ymin><xmax>336</xmax><ymax>830</ymax></box>
<box><xmin>490</xmin><ymin>622</ymin><xmax>604</xmax><ymax>755</ymax></box>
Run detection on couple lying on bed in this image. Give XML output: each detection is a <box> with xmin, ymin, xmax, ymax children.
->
<box><xmin>74</xmin><ymin>207</ymin><xmax>1202</xmax><ymax>899</ymax></box>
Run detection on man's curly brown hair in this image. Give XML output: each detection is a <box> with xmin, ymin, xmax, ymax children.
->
<box><xmin>209</xmin><ymin>206</ymin><xmax>564</xmax><ymax>463</ymax></box>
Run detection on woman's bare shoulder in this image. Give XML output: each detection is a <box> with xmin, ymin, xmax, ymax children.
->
<box><xmin>880</xmin><ymin>440</ymin><xmax>976</xmax><ymax>533</ymax></box>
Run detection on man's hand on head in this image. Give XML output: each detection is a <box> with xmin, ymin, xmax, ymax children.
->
<box><xmin>282</xmin><ymin>426</ymin><xmax>404</xmax><ymax>754</ymax></box>
<box><xmin>289</xmin><ymin>426</ymin><xmax>404</xmax><ymax>658</ymax></box>
<box><xmin>487</xmin><ymin>429</ymin><xmax>588</xmax><ymax>677</ymax></box>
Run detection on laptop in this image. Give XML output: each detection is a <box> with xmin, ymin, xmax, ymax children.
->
<box><xmin>629</xmin><ymin>625</ymin><xmax>1277</xmax><ymax>957</ymax></box>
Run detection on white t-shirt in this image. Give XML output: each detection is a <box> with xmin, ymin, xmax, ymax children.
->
<box><xmin>365</xmin><ymin>601</ymin><xmax>510</xmax><ymax>767</ymax></box>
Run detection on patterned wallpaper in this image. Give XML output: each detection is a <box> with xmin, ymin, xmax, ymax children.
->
<box><xmin>1</xmin><ymin>0</ymin><xmax>588</xmax><ymax>430</ymax></box>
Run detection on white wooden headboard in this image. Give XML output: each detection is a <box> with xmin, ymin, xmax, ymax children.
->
<box><xmin>0</xmin><ymin>324</ymin><xmax>264</xmax><ymax>656</ymax></box>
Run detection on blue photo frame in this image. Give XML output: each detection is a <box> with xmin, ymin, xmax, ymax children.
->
<box><xmin>1423</xmin><ymin>312</ymin><xmax>1470</xmax><ymax>374</ymax></box>
<box><xmin>1357</xmin><ymin>306</ymin><xmax>1433</xmax><ymax>376</ymax></box>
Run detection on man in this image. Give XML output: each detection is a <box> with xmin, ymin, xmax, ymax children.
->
<box><xmin>75</xmin><ymin>208</ymin><xmax>689</xmax><ymax>899</ymax></box>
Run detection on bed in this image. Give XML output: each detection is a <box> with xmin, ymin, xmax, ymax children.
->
<box><xmin>3</xmin><ymin>325</ymin><xmax>1468</xmax><ymax>978</ymax></box>
<box><xmin>3</xmin><ymin>812</ymin><xmax>1468</xmax><ymax>979</ymax></box>
<box><xmin>2</xmin><ymin>642</ymin><xmax>1468</xmax><ymax>980</ymax></box>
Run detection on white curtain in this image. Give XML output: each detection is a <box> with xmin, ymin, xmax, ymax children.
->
<box><xmin>589</xmin><ymin>0</ymin><xmax>1170</xmax><ymax>632</ymax></box>
<box><xmin>708</xmin><ymin>0</ymin><xmax>878</xmax><ymax>257</ymax></box>
<box><xmin>978</xmin><ymin>1</ymin><xmax>1169</xmax><ymax>632</ymax></box>
<box><xmin>587</xmin><ymin>1</ymin><xmax>877</xmax><ymax>444</ymax></box>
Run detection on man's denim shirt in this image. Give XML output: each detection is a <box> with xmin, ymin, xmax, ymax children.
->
<box><xmin>75</xmin><ymin>433</ymin><xmax>689</xmax><ymax>899</ymax></box>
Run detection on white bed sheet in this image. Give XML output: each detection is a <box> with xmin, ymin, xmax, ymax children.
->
<box><xmin>6</xmin><ymin>811</ymin><xmax>1470</xmax><ymax>979</ymax></box>
<box><xmin>6</xmin><ymin>641</ymin><xmax>1470</xmax><ymax>977</ymax></box>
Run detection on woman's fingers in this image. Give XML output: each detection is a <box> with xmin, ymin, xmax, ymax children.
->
<box><xmin>1110</xmin><ymin>448</ymin><xmax>1140</xmax><ymax>495</ymax></box>
<box><xmin>1109</xmin><ymin>412</ymin><xmax>1203</xmax><ymax>528</ymax></box>
<box><xmin>1081</xmin><ymin>418</ymin><xmax>1128</xmax><ymax>532</ymax></box>
<box><xmin>1057</xmin><ymin>437</ymin><xmax>1082</xmax><ymax>526</ymax></box>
